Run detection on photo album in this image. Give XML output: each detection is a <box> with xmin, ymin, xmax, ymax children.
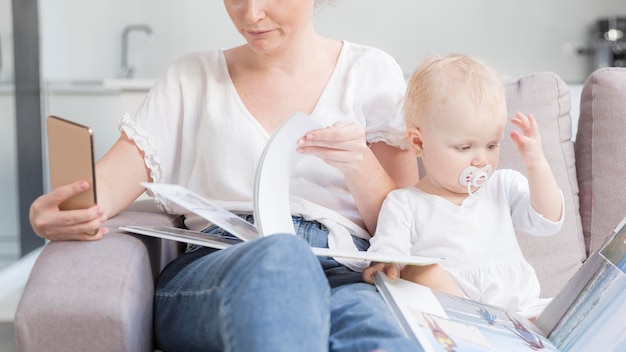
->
<box><xmin>120</xmin><ymin>112</ymin><xmax>442</xmax><ymax>267</ymax></box>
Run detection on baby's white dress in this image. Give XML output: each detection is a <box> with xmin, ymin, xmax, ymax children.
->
<box><xmin>370</xmin><ymin>169</ymin><xmax>564</xmax><ymax>317</ymax></box>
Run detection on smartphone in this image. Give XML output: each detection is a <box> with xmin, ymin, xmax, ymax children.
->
<box><xmin>47</xmin><ymin>115</ymin><xmax>97</xmax><ymax>210</ymax></box>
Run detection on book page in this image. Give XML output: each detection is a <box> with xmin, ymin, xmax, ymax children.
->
<box><xmin>253</xmin><ymin>112</ymin><xmax>322</xmax><ymax>236</ymax></box>
<box><xmin>120</xmin><ymin>225</ymin><xmax>241</xmax><ymax>250</ymax></box>
<box><xmin>122</xmin><ymin>223</ymin><xmax>443</xmax><ymax>266</ymax></box>
<box><xmin>141</xmin><ymin>182</ymin><xmax>259</xmax><ymax>242</ymax></box>
<box><xmin>375</xmin><ymin>273</ymin><xmax>558</xmax><ymax>352</ymax></box>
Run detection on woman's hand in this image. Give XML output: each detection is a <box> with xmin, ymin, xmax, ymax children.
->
<box><xmin>296</xmin><ymin>121</ymin><xmax>370</xmax><ymax>175</ymax></box>
<box><xmin>29</xmin><ymin>180</ymin><xmax>109</xmax><ymax>241</ymax></box>
<box><xmin>296</xmin><ymin>121</ymin><xmax>418</xmax><ymax>234</ymax></box>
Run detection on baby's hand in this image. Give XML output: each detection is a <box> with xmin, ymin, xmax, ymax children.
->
<box><xmin>509</xmin><ymin>112</ymin><xmax>546</xmax><ymax>168</ymax></box>
<box><xmin>362</xmin><ymin>262</ymin><xmax>403</xmax><ymax>284</ymax></box>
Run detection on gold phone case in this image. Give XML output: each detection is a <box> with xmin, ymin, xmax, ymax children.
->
<box><xmin>47</xmin><ymin>115</ymin><xmax>97</xmax><ymax>210</ymax></box>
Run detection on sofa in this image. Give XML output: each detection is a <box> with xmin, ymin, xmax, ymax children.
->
<box><xmin>14</xmin><ymin>67</ymin><xmax>626</xmax><ymax>351</ymax></box>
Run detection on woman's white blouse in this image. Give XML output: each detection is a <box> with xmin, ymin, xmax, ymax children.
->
<box><xmin>119</xmin><ymin>41</ymin><xmax>407</xmax><ymax>269</ymax></box>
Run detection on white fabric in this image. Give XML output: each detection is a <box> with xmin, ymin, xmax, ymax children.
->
<box><xmin>369</xmin><ymin>169</ymin><xmax>564</xmax><ymax>317</ymax></box>
<box><xmin>119</xmin><ymin>41</ymin><xmax>407</xmax><ymax>269</ymax></box>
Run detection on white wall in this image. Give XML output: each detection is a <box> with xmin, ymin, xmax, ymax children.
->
<box><xmin>39</xmin><ymin>0</ymin><xmax>242</xmax><ymax>81</ymax></box>
<box><xmin>38</xmin><ymin>0</ymin><xmax>626</xmax><ymax>83</ymax></box>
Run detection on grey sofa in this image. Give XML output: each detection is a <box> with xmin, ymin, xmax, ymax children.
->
<box><xmin>14</xmin><ymin>67</ymin><xmax>626</xmax><ymax>351</ymax></box>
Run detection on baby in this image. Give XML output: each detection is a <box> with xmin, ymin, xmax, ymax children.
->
<box><xmin>363</xmin><ymin>54</ymin><xmax>564</xmax><ymax>318</ymax></box>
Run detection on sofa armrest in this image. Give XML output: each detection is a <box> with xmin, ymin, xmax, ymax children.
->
<box><xmin>14</xmin><ymin>200</ymin><xmax>184</xmax><ymax>352</ymax></box>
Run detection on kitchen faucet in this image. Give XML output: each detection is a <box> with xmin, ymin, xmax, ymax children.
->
<box><xmin>119</xmin><ymin>24</ymin><xmax>154</xmax><ymax>79</ymax></box>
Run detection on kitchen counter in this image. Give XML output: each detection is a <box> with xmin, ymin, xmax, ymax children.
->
<box><xmin>44</xmin><ymin>79</ymin><xmax>155</xmax><ymax>93</ymax></box>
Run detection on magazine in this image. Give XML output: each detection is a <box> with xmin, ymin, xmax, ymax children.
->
<box><xmin>375</xmin><ymin>216</ymin><xmax>626</xmax><ymax>352</ymax></box>
<box><xmin>120</xmin><ymin>112</ymin><xmax>442</xmax><ymax>267</ymax></box>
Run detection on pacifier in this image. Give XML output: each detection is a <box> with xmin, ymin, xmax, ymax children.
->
<box><xmin>459</xmin><ymin>165</ymin><xmax>493</xmax><ymax>199</ymax></box>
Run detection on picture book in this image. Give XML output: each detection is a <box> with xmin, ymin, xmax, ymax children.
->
<box><xmin>376</xmin><ymin>216</ymin><xmax>626</xmax><ymax>351</ymax></box>
<box><xmin>120</xmin><ymin>112</ymin><xmax>442</xmax><ymax>267</ymax></box>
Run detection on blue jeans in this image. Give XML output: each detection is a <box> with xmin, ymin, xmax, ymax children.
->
<box><xmin>154</xmin><ymin>216</ymin><xmax>421</xmax><ymax>352</ymax></box>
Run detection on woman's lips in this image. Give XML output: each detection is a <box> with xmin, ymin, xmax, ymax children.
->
<box><xmin>246</xmin><ymin>29</ymin><xmax>272</xmax><ymax>37</ymax></box>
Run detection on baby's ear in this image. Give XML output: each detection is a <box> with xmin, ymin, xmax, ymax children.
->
<box><xmin>407</xmin><ymin>127</ymin><xmax>424</xmax><ymax>156</ymax></box>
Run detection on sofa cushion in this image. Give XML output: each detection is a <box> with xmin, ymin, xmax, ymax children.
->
<box><xmin>575</xmin><ymin>67</ymin><xmax>626</xmax><ymax>254</ymax></box>
<box><xmin>500</xmin><ymin>72</ymin><xmax>586</xmax><ymax>297</ymax></box>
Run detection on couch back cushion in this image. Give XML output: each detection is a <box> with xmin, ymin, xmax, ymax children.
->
<box><xmin>575</xmin><ymin>67</ymin><xmax>626</xmax><ymax>254</ymax></box>
<box><xmin>500</xmin><ymin>72</ymin><xmax>586</xmax><ymax>297</ymax></box>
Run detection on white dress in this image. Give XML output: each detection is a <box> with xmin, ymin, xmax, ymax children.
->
<box><xmin>119</xmin><ymin>41</ymin><xmax>407</xmax><ymax>270</ymax></box>
<box><xmin>369</xmin><ymin>169</ymin><xmax>564</xmax><ymax>317</ymax></box>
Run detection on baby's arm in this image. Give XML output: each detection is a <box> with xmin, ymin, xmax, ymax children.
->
<box><xmin>363</xmin><ymin>262</ymin><xmax>403</xmax><ymax>283</ymax></box>
<box><xmin>364</xmin><ymin>189</ymin><xmax>415</xmax><ymax>284</ymax></box>
<box><xmin>510</xmin><ymin>112</ymin><xmax>563</xmax><ymax>222</ymax></box>
<box><xmin>401</xmin><ymin>264</ymin><xmax>465</xmax><ymax>296</ymax></box>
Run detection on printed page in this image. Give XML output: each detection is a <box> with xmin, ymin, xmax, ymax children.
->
<box><xmin>375</xmin><ymin>273</ymin><xmax>558</xmax><ymax>352</ymax></box>
<box><xmin>141</xmin><ymin>182</ymin><xmax>259</xmax><ymax>242</ymax></box>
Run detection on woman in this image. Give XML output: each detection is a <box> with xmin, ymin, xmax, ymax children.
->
<box><xmin>30</xmin><ymin>1</ymin><xmax>420</xmax><ymax>351</ymax></box>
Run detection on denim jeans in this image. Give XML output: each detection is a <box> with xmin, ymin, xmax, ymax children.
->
<box><xmin>154</xmin><ymin>216</ymin><xmax>421</xmax><ymax>352</ymax></box>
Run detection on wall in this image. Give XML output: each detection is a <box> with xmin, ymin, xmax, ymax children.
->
<box><xmin>38</xmin><ymin>0</ymin><xmax>626</xmax><ymax>83</ymax></box>
<box><xmin>0</xmin><ymin>0</ymin><xmax>13</xmax><ymax>82</ymax></box>
<box><xmin>39</xmin><ymin>0</ymin><xmax>242</xmax><ymax>81</ymax></box>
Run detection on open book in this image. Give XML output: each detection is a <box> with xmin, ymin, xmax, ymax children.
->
<box><xmin>121</xmin><ymin>112</ymin><xmax>442</xmax><ymax>267</ymax></box>
<box><xmin>375</xmin><ymin>216</ymin><xmax>626</xmax><ymax>352</ymax></box>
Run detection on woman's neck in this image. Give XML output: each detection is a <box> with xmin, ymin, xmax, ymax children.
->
<box><xmin>233</xmin><ymin>34</ymin><xmax>338</xmax><ymax>74</ymax></box>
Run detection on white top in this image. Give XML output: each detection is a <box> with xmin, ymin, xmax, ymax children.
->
<box><xmin>369</xmin><ymin>169</ymin><xmax>564</xmax><ymax>317</ymax></box>
<box><xmin>119</xmin><ymin>41</ymin><xmax>407</xmax><ymax>268</ymax></box>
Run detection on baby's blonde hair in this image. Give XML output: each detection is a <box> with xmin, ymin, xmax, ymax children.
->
<box><xmin>404</xmin><ymin>54</ymin><xmax>506</xmax><ymax>128</ymax></box>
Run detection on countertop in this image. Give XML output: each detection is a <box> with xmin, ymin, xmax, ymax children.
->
<box><xmin>44</xmin><ymin>79</ymin><xmax>155</xmax><ymax>93</ymax></box>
